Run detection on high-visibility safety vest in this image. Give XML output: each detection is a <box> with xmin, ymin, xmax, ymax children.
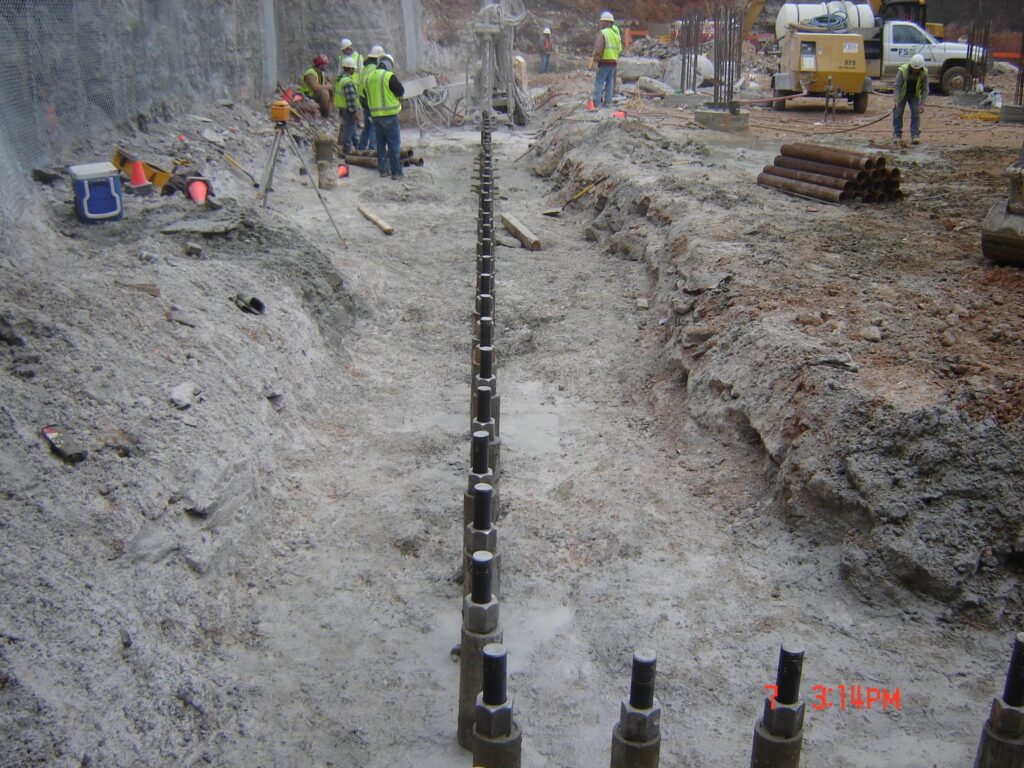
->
<box><xmin>366</xmin><ymin>68</ymin><xmax>401</xmax><ymax>118</ymax></box>
<box><xmin>299</xmin><ymin>67</ymin><xmax>325</xmax><ymax>97</ymax></box>
<box><xmin>337</xmin><ymin>50</ymin><xmax>364</xmax><ymax>76</ymax></box>
<box><xmin>358</xmin><ymin>61</ymin><xmax>378</xmax><ymax>101</ymax></box>
<box><xmin>600</xmin><ymin>26</ymin><xmax>622</xmax><ymax>62</ymax></box>
<box><xmin>334</xmin><ymin>74</ymin><xmax>355</xmax><ymax>108</ymax></box>
<box><xmin>897</xmin><ymin>62</ymin><xmax>926</xmax><ymax>101</ymax></box>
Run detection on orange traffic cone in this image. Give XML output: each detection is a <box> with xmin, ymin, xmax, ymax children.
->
<box><xmin>126</xmin><ymin>159</ymin><xmax>153</xmax><ymax>195</ymax></box>
<box><xmin>186</xmin><ymin>178</ymin><xmax>208</xmax><ymax>205</ymax></box>
<box><xmin>586</xmin><ymin>98</ymin><xmax>596</xmax><ymax>112</ymax></box>
<box><xmin>337</xmin><ymin>164</ymin><xmax>349</xmax><ymax>178</ymax></box>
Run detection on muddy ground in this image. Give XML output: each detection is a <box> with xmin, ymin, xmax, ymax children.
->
<box><xmin>1</xmin><ymin>64</ymin><xmax>1024</xmax><ymax>767</ymax></box>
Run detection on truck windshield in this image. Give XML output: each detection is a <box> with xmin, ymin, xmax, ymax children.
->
<box><xmin>891</xmin><ymin>23</ymin><xmax>935</xmax><ymax>46</ymax></box>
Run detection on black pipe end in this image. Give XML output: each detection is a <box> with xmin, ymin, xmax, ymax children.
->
<box><xmin>472</xmin><ymin>482</ymin><xmax>493</xmax><ymax>531</ymax></box>
<box><xmin>629</xmin><ymin>649</ymin><xmax>657</xmax><ymax>710</ymax></box>
<box><xmin>470</xmin><ymin>550</ymin><xmax>493</xmax><ymax>605</ymax></box>
<box><xmin>471</xmin><ymin>430</ymin><xmax>490</xmax><ymax>474</ymax></box>
<box><xmin>482</xmin><ymin>643</ymin><xmax>508</xmax><ymax>705</ymax></box>
<box><xmin>775</xmin><ymin>641</ymin><xmax>805</xmax><ymax>705</ymax></box>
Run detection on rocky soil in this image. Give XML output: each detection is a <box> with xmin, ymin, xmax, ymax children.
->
<box><xmin>2</xmin><ymin>55</ymin><xmax>1024</xmax><ymax>768</ymax></box>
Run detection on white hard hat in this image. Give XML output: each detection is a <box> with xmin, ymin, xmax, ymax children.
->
<box><xmin>369</xmin><ymin>44</ymin><xmax>385</xmax><ymax>58</ymax></box>
<box><xmin>340</xmin><ymin>37</ymin><xmax>352</xmax><ymax>50</ymax></box>
<box><xmin>342</xmin><ymin>56</ymin><xmax>356</xmax><ymax>69</ymax></box>
<box><xmin>380</xmin><ymin>54</ymin><xmax>395</xmax><ymax>70</ymax></box>
<box><xmin>910</xmin><ymin>53</ymin><xmax>925</xmax><ymax>69</ymax></box>
<box><xmin>600</xmin><ymin>11</ymin><xmax>615</xmax><ymax>22</ymax></box>
<box><xmin>543</xmin><ymin>27</ymin><xmax>551</xmax><ymax>34</ymax></box>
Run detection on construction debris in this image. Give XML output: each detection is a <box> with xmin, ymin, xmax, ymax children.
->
<box><xmin>499</xmin><ymin>213</ymin><xmax>540</xmax><ymax>251</ymax></box>
<box><xmin>358</xmin><ymin>205</ymin><xmax>394</xmax><ymax>235</ymax></box>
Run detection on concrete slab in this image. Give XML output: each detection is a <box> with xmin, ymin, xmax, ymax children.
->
<box><xmin>694</xmin><ymin>108</ymin><xmax>750</xmax><ymax>132</ymax></box>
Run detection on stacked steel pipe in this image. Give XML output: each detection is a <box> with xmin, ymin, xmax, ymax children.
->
<box><xmin>343</xmin><ymin>147</ymin><xmax>425</xmax><ymax>168</ymax></box>
<box><xmin>758</xmin><ymin>143</ymin><xmax>904</xmax><ymax>204</ymax></box>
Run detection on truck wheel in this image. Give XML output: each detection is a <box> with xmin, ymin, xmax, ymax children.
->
<box><xmin>853</xmin><ymin>92</ymin><xmax>869</xmax><ymax>114</ymax></box>
<box><xmin>772</xmin><ymin>90</ymin><xmax>786</xmax><ymax>111</ymax></box>
<box><xmin>941</xmin><ymin>66</ymin><xmax>969</xmax><ymax>95</ymax></box>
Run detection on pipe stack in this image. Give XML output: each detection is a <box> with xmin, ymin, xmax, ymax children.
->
<box><xmin>343</xmin><ymin>148</ymin><xmax>424</xmax><ymax>169</ymax></box>
<box><xmin>758</xmin><ymin>143</ymin><xmax>904</xmax><ymax>204</ymax></box>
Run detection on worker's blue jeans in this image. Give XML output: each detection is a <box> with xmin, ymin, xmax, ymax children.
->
<box><xmin>357</xmin><ymin>106</ymin><xmax>376</xmax><ymax>150</ymax></box>
<box><xmin>540</xmin><ymin>53</ymin><xmax>551</xmax><ymax>73</ymax></box>
<box><xmin>340</xmin><ymin>112</ymin><xmax>359</xmax><ymax>154</ymax></box>
<box><xmin>893</xmin><ymin>96</ymin><xmax>921</xmax><ymax>139</ymax></box>
<box><xmin>374</xmin><ymin>114</ymin><xmax>402</xmax><ymax>177</ymax></box>
<box><xmin>593</xmin><ymin>64</ymin><xmax>616</xmax><ymax>106</ymax></box>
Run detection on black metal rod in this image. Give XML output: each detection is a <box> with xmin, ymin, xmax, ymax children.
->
<box><xmin>629</xmin><ymin>650</ymin><xmax>657</xmax><ymax>710</ymax></box>
<box><xmin>1003</xmin><ymin>633</ymin><xmax>1024</xmax><ymax>707</ymax></box>
<box><xmin>480</xmin><ymin>317</ymin><xmax>493</xmax><ymax>347</ymax></box>
<box><xmin>471</xmin><ymin>429</ymin><xmax>490</xmax><ymax>474</ymax></box>
<box><xmin>472</xmin><ymin>482</ymin><xmax>493</xmax><ymax>531</ymax></box>
<box><xmin>476</xmin><ymin>386</ymin><xmax>492</xmax><ymax>422</ymax></box>
<box><xmin>470</xmin><ymin>550</ymin><xmax>493</xmax><ymax>605</ymax></box>
<box><xmin>478</xmin><ymin>294</ymin><xmax>494</xmax><ymax>318</ymax></box>
<box><xmin>478</xmin><ymin>273</ymin><xmax>493</xmax><ymax>296</ymax></box>
<box><xmin>775</xmin><ymin>642</ymin><xmax>804</xmax><ymax>705</ymax></box>
<box><xmin>479</xmin><ymin>345</ymin><xmax>494</xmax><ymax>379</ymax></box>
<box><xmin>482</xmin><ymin>643</ymin><xmax>507</xmax><ymax>705</ymax></box>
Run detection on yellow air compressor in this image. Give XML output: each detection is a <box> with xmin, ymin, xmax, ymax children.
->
<box><xmin>772</xmin><ymin>31</ymin><xmax>872</xmax><ymax>113</ymax></box>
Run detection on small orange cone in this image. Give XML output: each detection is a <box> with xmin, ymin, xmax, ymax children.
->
<box><xmin>612</xmin><ymin>110</ymin><xmax>626</xmax><ymax>118</ymax></box>
<box><xmin>186</xmin><ymin>178</ymin><xmax>208</xmax><ymax>205</ymax></box>
<box><xmin>126</xmin><ymin>159</ymin><xmax>153</xmax><ymax>195</ymax></box>
<box><xmin>586</xmin><ymin>98</ymin><xmax>596</xmax><ymax>112</ymax></box>
<box><xmin>337</xmin><ymin>164</ymin><xmax>349</xmax><ymax>178</ymax></box>
<box><xmin>129</xmin><ymin>160</ymin><xmax>147</xmax><ymax>186</ymax></box>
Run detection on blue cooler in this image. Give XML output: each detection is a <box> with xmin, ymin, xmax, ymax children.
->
<box><xmin>68</xmin><ymin>162</ymin><xmax>123</xmax><ymax>223</ymax></box>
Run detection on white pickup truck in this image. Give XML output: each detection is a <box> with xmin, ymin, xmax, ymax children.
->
<box><xmin>864</xmin><ymin>20</ymin><xmax>978</xmax><ymax>94</ymax></box>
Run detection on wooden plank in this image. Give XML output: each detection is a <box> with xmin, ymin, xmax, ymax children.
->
<box><xmin>358</xmin><ymin>205</ymin><xmax>394</xmax><ymax>235</ymax></box>
<box><xmin>500</xmin><ymin>213</ymin><xmax>541</xmax><ymax>251</ymax></box>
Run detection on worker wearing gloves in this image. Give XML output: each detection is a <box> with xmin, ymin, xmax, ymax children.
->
<box><xmin>357</xmin><ymin>45</ymin><xmax>385</xmax><ymax>152</ymax></box>
<box><xmin>335</xmin><ymin>57</ymin><xmax>362</xmax><ymax>154</ymax></box>
<box><xmin>540</xmin><ymin>28</ymin><xmax>555</xmax><ymax>74</ymax></box>
<box><xmin>893</xmin><ymin>53</ymin><xmax>927</xmax><ymax>148</ymax></box>
<box><xmin>300</xmin><ymin>55</ymin><xmax>334</xmax><ymax>119</ymax></box>
<box><xmin>337</xmin><ymin>37</ymin><xmax>363</xmax><ymax>77</ymax></box>
<box><xmin>364</xmin><ymin>53</ymin><xmax>406</xmax><ymax>179</ymax></box>
<box><xmin>592</xmin><ymin>11</ymin><xmax>622</xmax><ymax>109</ymax></box>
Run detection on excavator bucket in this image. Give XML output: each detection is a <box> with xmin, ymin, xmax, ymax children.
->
<box><xmin>982</xmin><ymin>140</ymin><xmax>1024</xmax><ymax>266</ymax></box>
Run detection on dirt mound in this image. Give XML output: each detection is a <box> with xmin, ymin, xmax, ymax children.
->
<box><xmin>533</xmin><ymin>116</ymin><xmax>1024</xmax><ymax>627</ymax></box>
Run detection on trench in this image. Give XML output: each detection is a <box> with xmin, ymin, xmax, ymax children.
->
<box><xmin>210</xmin><ymin>126</ymin><xmax>1001</xmax><ymax>766</ymax></box>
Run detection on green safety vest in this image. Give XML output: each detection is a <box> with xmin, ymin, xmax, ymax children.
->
<box><xmin>299</xmin><ymin>66</ymin><xmax>325</xmax><ymax>97</ymax></box>
<box><xmin>358</xmin><ymin>61</ymin><xmax>378</xmax><ymax>101</ymax></box>
<box><xmin>334</xmin><ymin>74</ymin><xmax>355</xmax><ymax>108</ymax></box>
<box><xmin>366</xmin><ymin>68</ymin><xmax>401</xmax><ymax>117</ymax></box>
<box><xmin>898</xmin><ymin>63</ymin><xmax>926</xmax><ymax>101</ymax></box>
<box><xmin>600</xmin><ymin>27</ymin><xmax>622</xmax><ymax>62</ymax></box>
<box><xmin>338</xmin><ymin>49</ymin><xmax>364</xmax><ymax>76</ymax></box>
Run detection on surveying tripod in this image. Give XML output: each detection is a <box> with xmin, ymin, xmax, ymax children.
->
<box><xmin>256</xmin><ymin>118</ymin><xmax>347</xmax><ymax>248</ymax></box>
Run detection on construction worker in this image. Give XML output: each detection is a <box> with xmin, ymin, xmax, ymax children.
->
<box><xmin>592</xmin><ymin>11</ymin><xmax>622</xmax><ymax>109</ymax></box>
<box><xmin>300</xmin><ymin>54</ymin><xmax>334</xmax><ymax>119</ymax></box>
<box><xmin>357</xmin><ymin>45</ymin><xmax>385</xmax><ymax>151</ymax></box>
<box><xmin>337</xmin><ymin>37</ymin><xmax>363</xmax><ymax>77</ymax></box>
<box><xmin>364</xmin><ymin>53</ymin><xmax>406</xmax><ymax>179</ymax></box>
<box><xmin>335</xmin><ymin>57</ymin><xmax>362</xmax><ymax>154</ymax></box>
<box><xmin>893</xmin><ymin>53</ymin><xmax>927</xmax><ymax>147</ymax></box>
<box><xmin>540</xmin><ymin>28</ymin><xmax>555</xmax><ymax>74</ymax></box>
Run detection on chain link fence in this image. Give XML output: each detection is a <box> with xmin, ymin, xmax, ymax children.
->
<box><xmin>0</xmin><ymin>0</ymin><xmax>419</xmax><ymax>233</ymax></box>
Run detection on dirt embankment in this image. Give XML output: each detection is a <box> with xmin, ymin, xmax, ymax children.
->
<box><xmin>531</xmin><ymin>115</ymin><xmax>1024</xmax><ymax>626</ymax></box>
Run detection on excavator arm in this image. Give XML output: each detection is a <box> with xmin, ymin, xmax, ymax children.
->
<box><xmin>742</xmin><ymin>0</ymin><xmax>769</xmax><ymax>37</ymax></box>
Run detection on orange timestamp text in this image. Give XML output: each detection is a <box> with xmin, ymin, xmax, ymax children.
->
<box><xmin>764</xmin><ymin>684</ymin><xmax>901</xmax><ymax>711</ymax></box>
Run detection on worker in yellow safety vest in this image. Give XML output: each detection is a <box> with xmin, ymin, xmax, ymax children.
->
<box><xmin>335</xmin><ymin>57</ymin><xmax>362</xmax><ymax>153</ymax></box>
<box><xmin>337</xmin><ymin>38</ymin><xmax>364</xmax><ymax>77</ymax></box>
<box><xmin>364</xmin><ymin>54</ymin><xmax>406</xmax><ymax>179</ymax></box>
<box><xmin>893</xmin><ymin>54</ymin><xmax>927</xmax><ymax>148</ymax></box>
<box><xmin>591</xmin><ymin>11</ymin><xmax>621</xmax><ymax>108</ymax></box>
<box><xmin>356</xmin><ymin>45</ymin><xmax>384</xmax><ymax>151</ymax></box>
<box><xmin>299</xmin><ymin>54</ymin><xmax>334</xmax><ymax>118</ymax></box>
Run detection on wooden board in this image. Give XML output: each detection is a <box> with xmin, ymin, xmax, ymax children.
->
<box><xmin>500</xmin><ymin>213</ymin><xmax>541</xmax><ymax>251</ymax></box>
<box><xmin>358</xmin><ymin>205</ymin><xmax>394</xmax><ymax>235</ymax></box>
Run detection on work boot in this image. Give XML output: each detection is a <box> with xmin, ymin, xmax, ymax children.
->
<box><xmin>911</xmin><ymin>136</ymin><xmax>921</xmax><ymax>145</ymax></box>
<box><xmin>893</xmin><ymin>135</ymin><xmax>904</xmax><ymax>149</ymax></box>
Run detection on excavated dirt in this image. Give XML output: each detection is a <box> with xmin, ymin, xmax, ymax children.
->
<box><xmin>1</xmin><ymin>65</ymin><xmax>1024</xmax><ymax>767</ymax></box>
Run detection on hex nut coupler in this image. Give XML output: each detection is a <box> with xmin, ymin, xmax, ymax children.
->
<box><xmin>464</xmin><ymin>482</ymin><xmax>501</xmax><ymax>597</ymax></box>
<box><xmin>472</xmin><ymin>385</ymin><xmax>501</xmax><ymax>481</ymax></box>
<box><xmin>751</xmin><ymin>642</ymin><xmax>805</xmax><ymax>768</ymax></box>
<box><xmin>975</xmin><ymin>632</ymin><xmax>1024</xmax><ymax>767</ymax></box>
<box><xmin>464</xmin><ymin>431</ymin><xmax>498</xmax><ymax>525</ymax></box>
<box><xmin>458</xmin><ymin>552</ymin><xmax>502</xmax><ymax>750</ymax></box>
<box><xmin>610</xmin><ymin>650</ymin><xmax>661</xmax><ymax>768</ymax></box>
<box><xmin>472</xmin><ymin>643</ymin><xmax>522</xmax><ymax>768</ymax></box>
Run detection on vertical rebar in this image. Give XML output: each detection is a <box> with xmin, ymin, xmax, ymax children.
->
<box><xmin>470</xmin><ymin>550</ymin><xmax>493</xmax><ymax>605</ymax></box>
<box><xmin>776</xmin><ymin>642</ymin><xmax>804</xmax><ymax>705</ymax></box>
<box><xmin>629</xmin><ymin>650</ymin><xmax>657</xmax><ymax>710</ymax></box>
<box><xmin>482</xmin><ymin>643</ymin><xmax>507</xmax><ymax>705</ymax></box>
